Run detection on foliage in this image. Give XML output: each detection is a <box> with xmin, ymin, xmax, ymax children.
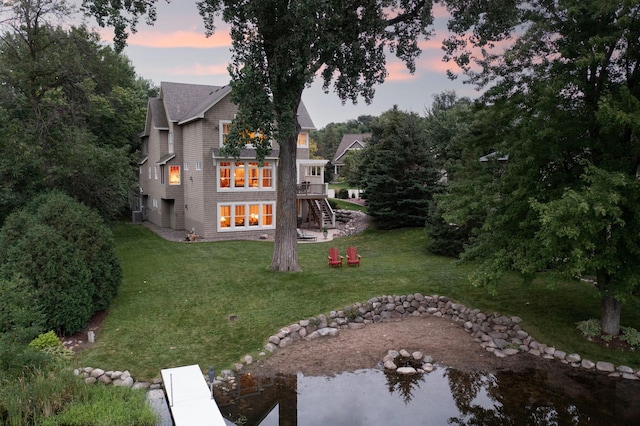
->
<box><xmin>337</xmin><ymin>188</ymin><xmax>350</xmax><ymax>199</ymax></box>
<box><xmin>620</xmin><ymin>327</ymin><xmax>640</xmax><ymax>349</ymax></box>
<box><xmin>576</xmin><ymin>319</ymin><xmax>601</xmax><ymax>339</ymax></box>
<box><xmin>0</xmin><ymin>1</ymin><xmax>153</xmax><ymax>224</ymax></box>
<box><xmin>29</xmin><ymin>331</ymin><xmax>73</xmax><ymax>362</ymax></box>
<box><xmin>40</xmin><ymin>385</ymin><xmax>157</xmax><ymax>426</ymax></box>
<box><xmin>0</xmin><ymin>276</ymin><xmax>46</xmax><ymax>343</ymax></box>
<box><xmin>341</xmin><ymin>150</ymin><xmax>364</xmax><ymax>187</ymax></box>
<box><xmin>0</xmin><ymin>191</ymin><xmax>122</xmax><ymax>335</ymax></box>
<box><xmin>435</xmin><ymin>0</ymin><xmax>640</xmax><ymax>335</ymax></box>
<box><xmin>360</xmin><ymin>107</ymin><xmax>443</xmax><ymax>229</ymax></box>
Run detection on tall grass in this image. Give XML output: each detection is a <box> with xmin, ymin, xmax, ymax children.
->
<box><xmin>77</xmin><ymin>224</ymin><xmax>640</xmax><ymax>380</ymax></box>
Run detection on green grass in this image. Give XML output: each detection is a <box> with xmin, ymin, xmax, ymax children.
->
<box><xmin>328</xmin><ymin>182</ymin><xmax>351</xmax><ymax>191</ymax></box>
<box><xmin>77</xmin><ymin>224</ymin><xmax>640</xmax><ymax>380</ymax></box>
<box><xmin>331</xmin><ymin>198</ymin><xmax>367</xmax><ymax>212</ymax></box>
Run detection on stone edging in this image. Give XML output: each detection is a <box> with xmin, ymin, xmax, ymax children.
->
<box><xmin>77</xmin><ymin>293</ymin><xmax>640</xmax><ymax>389</ymax></box>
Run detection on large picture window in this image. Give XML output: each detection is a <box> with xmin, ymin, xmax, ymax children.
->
<box><xmin>218</xmin><ymin>202</ymin><xmax>276</xmax><ymax>231</ymax></box>
<box><xmin>217</xmin><ymin>161</ymin><xmax>274</xmax><ymax>191</ymax></box>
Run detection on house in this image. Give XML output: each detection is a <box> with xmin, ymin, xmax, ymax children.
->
<box><xmin>331</xmin><ymin>133</ymin><xmax>371</xmax><ymax>178</ymax></box>
<box><xmin>135</xmin><ymin>82</ymin><xmax>333</xmax><ymax>240</ymax></box>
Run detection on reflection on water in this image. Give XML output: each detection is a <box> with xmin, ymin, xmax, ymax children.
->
<box><xmin>215</xmin><ymin>364</ymin><xmax>640</xmax><ymax>425</ymax></box>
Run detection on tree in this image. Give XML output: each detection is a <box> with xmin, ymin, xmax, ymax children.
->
<box><xmin>312</xmin><ymin>115</ymin><xmax>375</xmax><ymax>160</ymax></box>
<box><xmin>82</xmin><ymin>0</ymin><xmax>437</xmax><ymax>271</ymax></box>
<box><xmin>0</xmin><ymin>191</ymin><xmax>122</xmax><ymax>335</ymax></box>
<box><xmin>360</xmin><ymin>106</ymin><xmax>443</xmax><ymax>229</ymax></box>
<box><xmin>0</xmin><ymin>0</ymin><xmax>153</xmax><ymax>223</ymax></box>
<box><xmin>438</xmin><ymin>0</ymin><xmax>640</xmax><ymax>335</ymax></box>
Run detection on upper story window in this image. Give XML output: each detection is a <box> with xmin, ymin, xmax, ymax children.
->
<box><xmin>219</xmin><ymin>120</ymin><xmax>270</xmax><ymax>149</ymax></box>
<box><xmin>196</xmin><ymin>161</ymin><xmax>202</xmax><ymax>171</ymax></box>
<box><xmin>168</xmin><ymin>131</ymin><xmax>174</xmax><ymax>154</ymax></box>
<box><xmin>306</xmin><ymin>165</ymin><xmax>322</xmax><ymax>176</ymax></box>
<box><xmin>297</xmin><ymin>132</ymin><xmax>308</xmax><ymax>148</ymax></box>
<box><xmin>218</xmin><ymin>161</ymin><xmax>274</xmax><ymax>191</ymax></box>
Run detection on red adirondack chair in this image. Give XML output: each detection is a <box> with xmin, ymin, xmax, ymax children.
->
<box><xmin>346</xmin><ymin>246</ymin><xmax>361</xmax><ymax>266</ymax></box>
<box><xmin>328</xmin><ymin>247</ymin><xmax>343</xmax><ymax>267</ymax></box>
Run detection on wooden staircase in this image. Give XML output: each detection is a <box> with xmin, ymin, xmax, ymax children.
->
<box><xmin>306</xmin><ymin>198</ymin><xmax>335</xmax><ymax>229</ymax></box>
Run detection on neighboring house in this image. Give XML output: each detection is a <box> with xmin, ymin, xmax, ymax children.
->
<box><xmin>331</xmin><ymin>133</ymin><xmax>371</xmax><ymax>178</ymax></box>
<box><xmin>134</xmin><ymin>82</ymin><xmax>333</xmax><ymax>240</ymax></box>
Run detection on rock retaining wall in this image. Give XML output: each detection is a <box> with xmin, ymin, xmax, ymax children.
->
<box><xmin>261</xmin><ymin>294</ymin><xmax>640</xmax><ymax>380</ymax></box>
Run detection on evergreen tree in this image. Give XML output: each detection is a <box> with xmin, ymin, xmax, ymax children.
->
<box><xmin>361</xmin><ymin>107</ymin><xmax>443</xmax><ymax>229</ymax></box>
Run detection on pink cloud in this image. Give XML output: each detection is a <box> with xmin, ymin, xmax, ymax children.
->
<box><xmin>127</xmin><ymin>29</ymin><xmax>232</xmax><ymax>48</ymax></box>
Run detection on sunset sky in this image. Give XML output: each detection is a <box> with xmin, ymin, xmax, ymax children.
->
<box><xmin>80</xmin><ymin>1</ymin><xmax>479</xmax><ymax>129</ymax></box>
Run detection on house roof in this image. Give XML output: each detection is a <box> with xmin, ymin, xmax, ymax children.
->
<box><xmin>156</xmin><ymin>81</ymin><xmax>316</xmax><ymax>129</ymax></box>
<box><xmin>332</xmin><ymin>133</ymin><xmax>371</xmax><ymax>164</ymax></box>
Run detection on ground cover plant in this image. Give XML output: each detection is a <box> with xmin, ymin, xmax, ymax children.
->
<box><xmin>77</xmin><ymin>224</ymin><xmax>640</xmax><ymax>380</ymax></box>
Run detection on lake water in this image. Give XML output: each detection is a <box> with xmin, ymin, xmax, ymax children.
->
<box><xmin>215</xmin><ymin>364</ymin><xmax>640</xmax><ymax>425</ymax></box>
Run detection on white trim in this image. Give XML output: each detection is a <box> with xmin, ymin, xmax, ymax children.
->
<box><xmin>216</xmin><ymin>160</ymin><xmax>275</xmax><ymax>191</ymax></box>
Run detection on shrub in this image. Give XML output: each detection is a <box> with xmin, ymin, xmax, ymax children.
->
<box><xmin>576</xmin><ymin>319</ymin><xmax>601</xmax><ymax>338</ymax></box>
<box><xmin>29</xmin><ymin>331</ymin><xmax>73</xmax><ymax>362</ymax></box>
<box><xmin>0</xmin><ymin>191</ymin><xmax>122</xmax><ymax>335</ymax></box>
<box><xmin>337</xmin><ymin>188</ymin><xmax>349</xmax><ymax>199</ymax></box>
<box><xmin>620</xmin><ymin>326</ymin><xmax>640</xmax><ymax>348</ymax></box>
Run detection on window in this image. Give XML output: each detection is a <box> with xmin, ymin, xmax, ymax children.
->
<box><xmin>160</xmin><ymin>165</ymin><xmax>165</xmax><ymax>184</ymax></box>
<box><xmin>168</xmin><ymin>131</ymin><xmax>174</xmax><ymax>154</ymax></box>
<box><xmin>220</xmin><ymin>120</ymin><xmax>232</xmax><ymax>146</ymax></box>
<box><xmin>218</xmin><ymin>161</ymin><xmax>274</xmax><ymax>190</ymax></box>
<box><xmin>218</xmin><ymin>202</ymin><xmax>276</xmax><ymax>231</ymax></box>
<box><xmin>154</xmin><ymin>166</ymin><xmax>158</xmax><ymax>180</ymax></box>
<box><xmin>148</xmin><ymin>166</ymin><xmax>152</xmax><ymax>179</ymax></box>
<box><xmin>220</xmin><ymin>205</ymin><xmax>231</xmax><ymax>228</ymax></box>
<box><xmin>297</xmin><ymin>132</ymin><xmax>308</xmax><ymax>147</ymax></box>
<box><xmin>152</xmin><ymin>198</ymin><xmax>158</xmax><ymax>208</ymax></box>
<box><xmin>169</xmin><ymin>165</ymin><xmax>180</xmax><ymax>185</ymax></box>
<box><xmin>219</xmin><ymin>162</ymin><xmax>231</xmax><ymax>188</ymax></box>
<box><xmin>234</xmin><ymin>162</ymin><xmax>245</xmax><ymax>187</ymax></box>
<box><xmin>306</xmin><ymin>166</ymin><xmax>322</xmax><ymax>176</ymax></box>
<box><xmin>184</xmin><ymin>161</ymin><xmax>189</xmax><ymax>171</ymax></box>
<box><xmin>196</xmin><ymin>161</ymin><xmax>202</xmax><ymax>171</ymax></box>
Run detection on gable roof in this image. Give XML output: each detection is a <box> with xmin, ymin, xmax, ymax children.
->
<box><xmin>332</xmin><ymin>133</ymin><xmax>371</xmax><ymax>164</ymax></box>
<box><xmin>155</xmin><ymin>81</ymin><xmax>315</xmax><ymax>129</ymax></box>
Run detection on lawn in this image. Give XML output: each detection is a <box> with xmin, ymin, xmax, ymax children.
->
<box><xmin>77</xmin><ymin>224</ymin><xmax>640</xmax><ymax>380</ymax></box>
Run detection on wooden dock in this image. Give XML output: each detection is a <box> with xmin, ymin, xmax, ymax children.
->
<box><xmin>160</xmin><ymin>364</ymin><xmax>228</xmax><ymax>426</ymax></box>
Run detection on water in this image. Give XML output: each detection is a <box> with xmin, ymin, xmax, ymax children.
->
<box><xmin>215</xmin><ymin>364</ymin><xmax>640</xmax><ymax>425</ymax></box>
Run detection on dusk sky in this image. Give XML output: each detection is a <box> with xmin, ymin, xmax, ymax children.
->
<box><xmin>79</xmin><ymin>1</ymin><xmax>480</xmax><ymax>129</ymax></box>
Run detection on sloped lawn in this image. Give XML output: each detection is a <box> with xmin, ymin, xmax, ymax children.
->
<box><xmin>77</xmin><ymin>224</ymin><xmax>640</xmax><ymax>380</ymax></box>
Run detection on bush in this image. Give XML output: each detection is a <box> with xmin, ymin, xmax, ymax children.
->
<box><xmin>337</xmin><ymin>188</ymin><xmax>349</xmax><ymax>199</ymax></box>
<box><xmin>29</xmin><ymin>331</ymin><xmax>73</xmax><ymax>362</ymax></box>
<box><xmin>621</xmin><ymin>326</ymin><xmax>640</xmax><ymax>348</ymax></box>
<box><xmin>576</xmin><ymin>319</ymin><xmax>601</xmax><ymax>338</ymax></box>
<box><xmin>0</xmin><ymin>191</ymin><xmax>122</xmax><ymax>335</ymax></box>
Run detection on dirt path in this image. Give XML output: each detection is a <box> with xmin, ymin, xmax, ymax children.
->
<box><xmin>246</xmin><ymin>316</ymin><xmax>540</xmax><ymax>377</ymax></box>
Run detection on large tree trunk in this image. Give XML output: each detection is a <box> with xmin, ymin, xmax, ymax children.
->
<box><xmin>270</xmin><ymin>129</ymin><xmax>301</xmax><ymax>271</ymax></box>
<box><xmin>600</xmin><ymin>295</ymin><xmax>621</xmax><ymax>336</ymax></box>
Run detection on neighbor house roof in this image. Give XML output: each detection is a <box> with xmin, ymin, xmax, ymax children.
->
<box><xmin>332</xmin><ymin>133</ymin><xmax>371</xmax><ymax>164</ymax></box>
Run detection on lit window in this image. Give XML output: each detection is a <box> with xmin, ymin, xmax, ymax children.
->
<box><xmin>220</xmin><ymin>121</ymin><xmax>232</xmax><ymax>146</ymax></box>
<box><xmin>219</xmin><ymin>162</ymin><xmax>231</xmax><ymax>188</ymax></box>
<box><xmin>249</xmin><ymin>205</ymin><xmax>259</xmax><ymax>226</ymax></box>
<box><xmin>262</xmin><ymin>162</ymin><xmax>273</xmax><ymax>188</ymax></box>
<box><xmin>220</xmin><ymin>205</ymin><xmax>231</xmax><ymax>228</ymax></box>
<box><xmin>262</xmin><ymin>204</ymin><xmax>273</xmax><ymax>226</ymax></box>
<box><xmin>218</xmin><ymin>203</ymin><xmax>275</xmax><ymax>231</ymax></box>
<box><xmin>297</xmin><ymin>132</ymin><xmax>308</xmax><ymax>147</ymax></box>
<box><xmin>248</xmin><ymin>162</ymin><xmax>259</xmax><ymax>187</ymax></box>
<box><xmin>169</xmin><ymin>166</ymin><xmax>180</xmax><ymax>185</ymax></box>
<box><xmin>234</xmin><ymin>162</ymin><xmax>245</xmax><ymax>187</ymax></box>
<box><xmin>235</xmin><ymin>205</ymin><xmax>245</xmax><ymax>226</ymax></box>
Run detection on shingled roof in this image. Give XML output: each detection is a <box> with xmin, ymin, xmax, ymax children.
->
<box><xmin>156</xmin><ymin>82</ymin><xmax>316</xmax><ymax>129</ymax></box>
<box><xmin>332</xmin><ymin>133</ymin><xmax>371</xmax><ymax>164</ymax></box>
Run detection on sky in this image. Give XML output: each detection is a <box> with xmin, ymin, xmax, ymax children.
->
<box><xmin>77</xmin><ymin>1</ymin><xmax>480</xmax><ymax>129</ymax></box>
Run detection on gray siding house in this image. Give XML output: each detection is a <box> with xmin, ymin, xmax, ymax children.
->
<box><xmin>331</xmin><ymin>133</ymin><xmax>370</xmax><ymax>179</ymax></box>
<box><xmin>135</xmin><ymin>82</ymin><xmax>332</xmax><ymax>240</ymax></box>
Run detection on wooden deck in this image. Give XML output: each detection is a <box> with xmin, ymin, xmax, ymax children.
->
<box><xmin>161</xmin><ymin>364</ymin><xmax>229</xmax><ymax>426</ymax></box>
